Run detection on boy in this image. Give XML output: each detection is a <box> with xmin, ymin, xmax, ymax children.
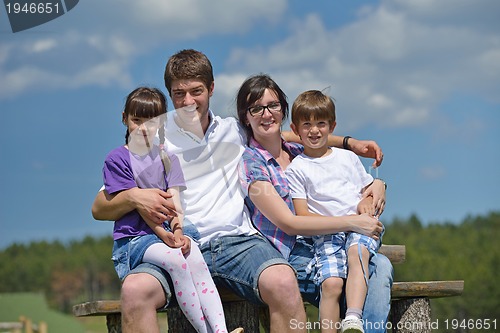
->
<box><xmin>285</xmin><ymin>90</ymin><xmax>386</xmax><ymax>333</ymax></box>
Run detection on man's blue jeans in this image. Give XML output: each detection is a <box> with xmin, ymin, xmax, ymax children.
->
<box><xmin>289</xmin><ymin>237</ymin><xmax>394</xmax><ymax>333</ymax></box>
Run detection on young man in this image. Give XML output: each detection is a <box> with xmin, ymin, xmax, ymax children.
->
<box><xmin>92</xmin><ymin>49</ymin><xmax>391</xmax><ymax>333</ymax></box>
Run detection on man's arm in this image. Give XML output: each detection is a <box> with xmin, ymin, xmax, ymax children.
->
<box><xmin>282</xmin><ymin>131</ymin><xmax>383</xmax><ymax>168</ymax></box>
<box><xmin>92</xmin><ymin>187</ymin><xmax>177</xmax><ymax>224</ymax></box>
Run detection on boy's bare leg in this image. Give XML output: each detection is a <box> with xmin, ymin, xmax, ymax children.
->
<box><xmin>319</xmin><ymin>277</ymin><xmax>344</xmax><ymax>333</ymax></box>
<box><xmin>346</xmin><ymin>246</ymin><xmax>370</xmax><ymax>310</ymax></box>
<box><xmin>121</xmin><ymin>273</ymin><xmax>166</xmax><ymax>333</ymax></box>
<box><xmin>258</xmin><ymin>264</ymin><xmax>307</xmax><ymax>333</ymax></box>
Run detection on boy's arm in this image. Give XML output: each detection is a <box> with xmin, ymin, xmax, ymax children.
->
<box><xmin>282</xmin><ymin>131</ymin><xmax>383</xmax><ymax>168</ymax></box>
<box><xmin>292</xmin><ymin>198</ymin><xmax>322</xmax><ymax>217</ymax></box>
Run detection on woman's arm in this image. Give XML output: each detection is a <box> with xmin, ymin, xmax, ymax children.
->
<box><xmin>249</xmin><ymin>181</ymin><xmax>383</xmax><ymax>239</ymax></box>
<box><xmin>91</xmin><ymin>187</ymin><xmax>177</xmax><ymax>224</ymax></box>
<box><xmin>293</xmin><ymin>184</ymin><xmax>379</xmax><ymax>218</ymax></box>
<box><xmin>282</xmin><ymin>131</ymin><xmax>383</xmax><ymax>168</ymax></box>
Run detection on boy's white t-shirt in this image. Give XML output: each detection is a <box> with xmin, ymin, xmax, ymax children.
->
<box><xmin>285</xmin><ymin>147</ymin><xmax>374</xmax><ymax>217</ymax></box>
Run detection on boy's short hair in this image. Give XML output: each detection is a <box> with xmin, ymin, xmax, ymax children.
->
<box><xmin>164</xmin><ymin>49</ymin><xmax>214</xmax><ymax>95</ymax></box>
<box><xmin>291</xmin><ymin>90</ymin><xmax>336</xmax><ymax>127</ymax></box>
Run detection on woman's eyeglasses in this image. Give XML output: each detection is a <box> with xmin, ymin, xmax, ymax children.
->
<box><xmin>247</xmin><ymin>102</ymin><xmax>282</xmax><ymax>117</ymax></box>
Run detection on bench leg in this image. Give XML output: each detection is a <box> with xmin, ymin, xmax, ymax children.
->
<box><xmin>106</xmin><ymin>313</ymin><xmax>122</xmax><ymax>333</ymax></box>
<box><xmin>391</xmin><ymin>297</ymin><xmax>431</xmax><ymax>333</ymax></box>
<box><xmin>167</xmin><ymin>301</ymin><xmax>260</xmax><ymax>333</ymax></box>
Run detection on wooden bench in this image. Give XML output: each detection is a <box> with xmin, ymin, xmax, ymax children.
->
<box><xmin>73</xmin><ymin>245</ymin><xmax>464</xmax><ymax>333</ymax></box>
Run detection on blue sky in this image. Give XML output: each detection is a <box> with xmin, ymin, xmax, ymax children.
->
<box><xmin>1</xmin><ymin>0</ymin><xmax>499</xmax><ymax>249</ymax></box>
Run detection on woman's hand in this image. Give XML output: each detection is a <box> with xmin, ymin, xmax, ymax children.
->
<box><xmin>351</xmin><ymin>214</ymin><xmax>384</xmax><ymax>240</ymax></box>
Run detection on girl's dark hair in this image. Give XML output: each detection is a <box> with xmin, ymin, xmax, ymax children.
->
<box><xmin>236</xmin><ymin>74</ymin><xmax>289</xmax><ymax>142</ymax></box>
<box><xmin>123</xmin><ymin>86</ymin><xmax>171</xmax><ymax>172</ymax></box>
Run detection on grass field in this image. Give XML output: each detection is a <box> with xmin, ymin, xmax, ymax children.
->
<box><xmin>0</xmin><ymin>293</ymin><xmax>320</xmax><ymax>332</ymax></box>
<box><xmin>0</xmin><ymin>293</ymin><xmax>85</xmax><ymax>333</ymax></box>
<box><xmin>0</xmin><ymin>293</ymin><xmax>170</xmax><ymax>333</ymax></box>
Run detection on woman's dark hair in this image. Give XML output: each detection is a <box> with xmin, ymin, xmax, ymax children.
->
<box><xmin>236</xmin><ymin>74</ymin><xmax>288</xmax><ymax>142</ymax></box>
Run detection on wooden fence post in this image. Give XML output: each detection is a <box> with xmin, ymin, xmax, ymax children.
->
<box><xmin>19</xmin><ymin>316</ymin><xmax>33</xmax><ymax>333</ymax></box>
<box><xmin>38</xmin><ymin>321</ymin><xmax>48</xmax><ymax>333</ymax></box>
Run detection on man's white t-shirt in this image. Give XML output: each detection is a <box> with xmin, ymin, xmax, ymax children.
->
<box><xmin>163</xmin><ymin>110</ymin><xmax>257</xmax><ymax>245</ymax></box>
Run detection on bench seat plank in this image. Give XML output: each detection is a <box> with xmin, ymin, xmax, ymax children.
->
<box><xmin>378</xmin><ymin>244</ymin><xmax>406</xmax><ymax>264</ymax></box>
<box><xmin>72</xmin><ymin>280</ymin><xmax>464</xmax><ymax>317</ymax></box>
<box><xmin>391</xmin><ymin>280</ymin><xmax>464</xmax><ymax>299</ymax></box>
<box><xmin>73</xmin><ymin>300</ymin><xmax>121</xmax><ymax>316</ymax></box>
<box><xmin>72</xmin><ymin>244</ymin><xmax>465</xmax><ymax>333</ymax></box>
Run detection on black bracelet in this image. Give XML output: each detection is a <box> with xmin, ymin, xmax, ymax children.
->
<box><xmin>343</xmin><ymin>136</ymin><xmax>352</xmax><ymax>150</ymax></box>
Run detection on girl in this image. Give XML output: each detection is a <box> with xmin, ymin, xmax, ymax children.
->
<box><xmin>103</xmin><ymin>87</ymin><xmax>239</xmax><ymax>333</ymax></box>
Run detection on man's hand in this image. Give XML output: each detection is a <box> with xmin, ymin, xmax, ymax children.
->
<box><xmin>131</xmin><ymin>188</ymin><xmax>178</xmax><ymax>225</ymax></box>
<box><xmin>348</xmin><ymin>138</ymin><xmax>384</xmax><ymax>168</ymax></box>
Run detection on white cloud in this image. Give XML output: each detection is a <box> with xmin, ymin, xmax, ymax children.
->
<box><xmin>128</xmin><ymin>0</ymin><xmax>286</xmax><ymax>36</ymax></box>
<box><xmin>0</xmin><ymin>32</ymin><xmax>133</xmax><ymax>98</ymax></box>
<box><xmin>222</xmin><ymin>1</ymin><xmax>500</xmax><ymax>130</ymax></box>
<box><xmin>30</xmin><ymin>39</ymin><xmax>57</xmax><ymax>53</ymax></box>
<box><xmin>1</xmin><ymin>0</ymin><xmax>499</xmax><ymax>136</ymax></box>
<box><xmin>72</xmin><ymin>61</ymin><xmax>132</xmax><ymax>87</ymax></box>
<box><xmin>367</xmin><ymin>94</ymin><xmax>394</xmax><ymax>109</ymax></box>
<box><xmin>419</xmin><ymin>166</ymin><xmax>445</xmax><ymax>180</ymax></box>
<box><xmin>211</xmin><ymin>73</ymin><xmax>249</xmax><ymax>118</ymax></box>
<box><xmin>0</xmin><ymin>0</ymin><xmax>287</xmax><ymax>100</ymax></box>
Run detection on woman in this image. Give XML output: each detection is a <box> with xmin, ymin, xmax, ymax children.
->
<box><xmin>236</xmin><ymin>74</ymin><xmax>392</xmax><ymax>333</ymax></box>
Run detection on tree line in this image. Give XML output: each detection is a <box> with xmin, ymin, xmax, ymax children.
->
<box><xmin>1</xmin><ymin>211</ymin><xmax>498</xmax><ymax>328</ymax></box>
<box><xmin>0</xmin><ymin>236</ymin><xmax>120</xmax><ymax>312</ymax></box>
<box><xmin>382</xmin><ymin>211</ymin><xmax>500</xmax><ymax>328</ymax></box>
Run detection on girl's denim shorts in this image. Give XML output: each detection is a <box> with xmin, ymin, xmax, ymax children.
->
<box><xmin>111</xmin><ymin>223</ymin><xmax>200</xmax><ymax>308</ymax></box>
